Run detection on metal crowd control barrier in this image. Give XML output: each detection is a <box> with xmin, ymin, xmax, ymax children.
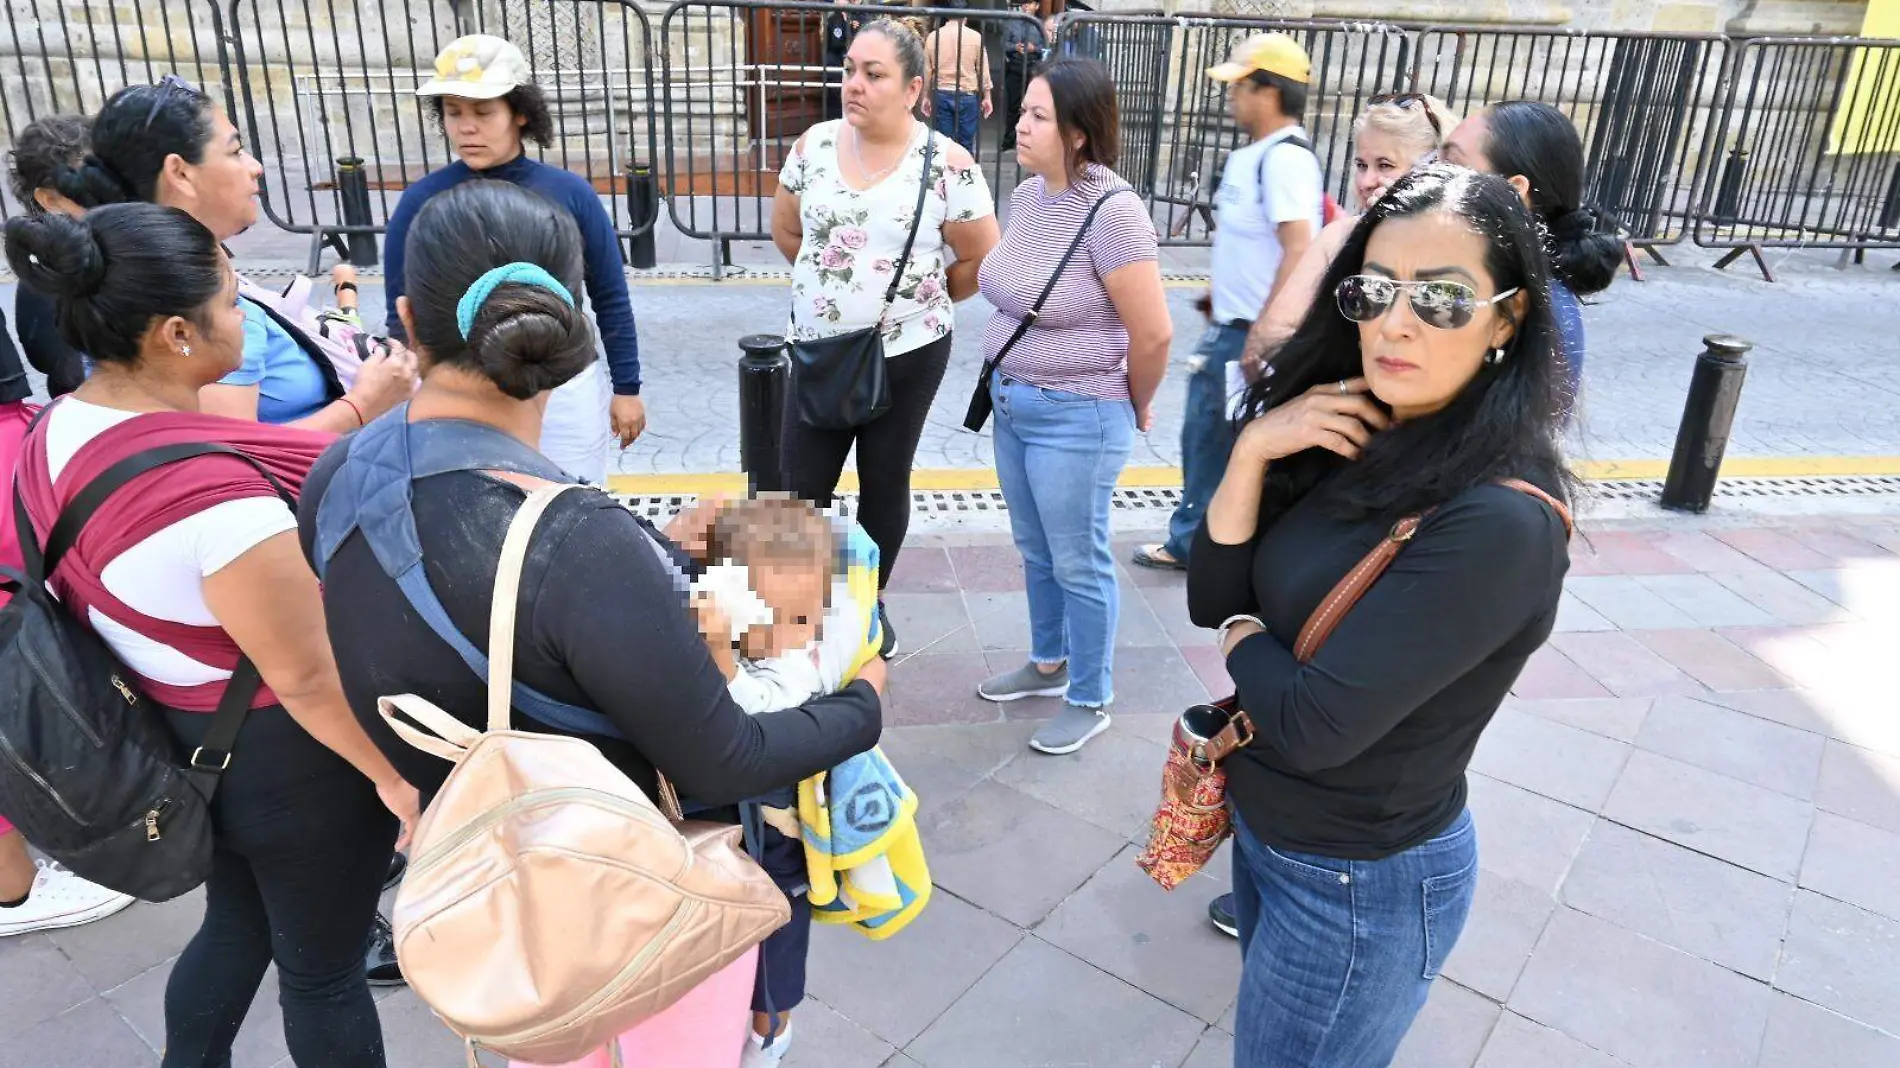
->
<box><xmin>1411</xmin><ymin>26</ymin><xmax>1729</xmax><ymax>259</ymax></box>
<box><xmin>220</xmin><ymin>0</ymin><xmax>659</xmax><ymax>274</ymax></box>
<box><xmin>657</xmin><ymin>0</ymin><xmax>1045</xmax><ymax>275</ymax></box>
<box><xmin>1690</xmin><ymin>36</ymin><xmax>1900</xmax><ymax>281</ymax></box>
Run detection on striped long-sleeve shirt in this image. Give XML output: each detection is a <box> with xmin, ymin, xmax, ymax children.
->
<box><xmin>977</xmin><ymin>166</ymin><xmax>1158</xmax><ymax>399</ymax></box>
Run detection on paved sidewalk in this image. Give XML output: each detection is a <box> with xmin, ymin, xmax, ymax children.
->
<box><xmin>4</xmin><ymin>512</ymin><xmax>1899</xmax><ymax>1067</ymax></box>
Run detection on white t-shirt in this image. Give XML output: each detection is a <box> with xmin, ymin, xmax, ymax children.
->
<box><xmin>42</xmin><ymin>400</ymin><xmax>297</xmax><ymax>687</ymax></box>
<box><xmin>1210</xmin><ymin>126</ymin><xmax>1324</xmax><ymax>325</ymax></box>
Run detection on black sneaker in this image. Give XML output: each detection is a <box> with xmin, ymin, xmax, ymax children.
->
<box><xmin>365</xmin><ymin>911</ymin><xmax>405</xmax><ymax>987</ymax></box>
<box><xmin>1208</xmin><ymin>892</ymin><xmax>1239</xmax><ymax>938</ymax></box>
<box><xmin>878</xmin><ymin>600</ymin><xmax>898</xmax><ymax>659</ymax></box>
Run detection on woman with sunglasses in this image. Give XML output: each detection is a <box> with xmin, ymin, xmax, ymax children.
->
<box><xmin>1238</xmin><ymin>92</ymin><xmax>1456</xmax><ymax>373</ymax></box>
<box><xmin>1189</xmin><ymin>163</ymin><xmax>1572</xmax><ymax>1066</ymax></box>
<box><xmin>72</xmin><ymin>77</ymin><xmax>419</xmax><ymax>431</ymax></box>
<box><xmin>1440</xmin><ymin>100</ymin><xmax>1623</xmax><ymax>407</ymax></box>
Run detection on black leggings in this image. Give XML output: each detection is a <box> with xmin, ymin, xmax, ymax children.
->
<box><xmin>783</xmin><ymin>333</ymin><xmax>953</xmax><ymax>589</ymax></box>
<box><xmin>161</xmin><ymin>705</ymin><xmax>398</xmax><ymax>1068</ymax></box>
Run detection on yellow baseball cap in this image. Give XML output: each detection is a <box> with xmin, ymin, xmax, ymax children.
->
<box><xmin>416</xmin><ymin>35</ymin><xmax>532</xmax><ymax>100</ymax></box>
<box><xmin>1207</xmin><ymin>32</ymin><xmax>1312</xmax><ymax>84</ymax></box>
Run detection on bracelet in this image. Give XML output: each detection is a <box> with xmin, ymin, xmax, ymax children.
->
<box><xmin>1217</xmin><ymin>614</ymin><xmax>1266</xmax><ymax>650</ymax></box>
<box><xmin>340</xmin><ymin>396</ymin><xmax>365</xmax><ymax>427</ymax></box>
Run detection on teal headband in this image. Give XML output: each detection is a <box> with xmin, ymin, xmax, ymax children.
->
<box><xmin>456</xmin><ymin>262</ymin><xmax>575</xmax><ymax>340</ymax></box>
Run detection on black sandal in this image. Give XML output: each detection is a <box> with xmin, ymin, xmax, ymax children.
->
<box><xmin>1131</xmin><ymin>544</ymin><xmax>1186</xmax><ymax>571</ymax></box>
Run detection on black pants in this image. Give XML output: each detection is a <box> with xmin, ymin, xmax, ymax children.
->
<box><xmin>784</xmin><ymin>333</ymin><xmax>953</xmax><ymax>589</ymax></box>
<box><xmin>161</xmin><ymin>705</ymin><xmax>398</xmax><ymax>1068</ymax></box>
<box><xmin>1002</xmin><ymin>58</ymin><xmax>1037</xmax><ymax>148</ymax></box>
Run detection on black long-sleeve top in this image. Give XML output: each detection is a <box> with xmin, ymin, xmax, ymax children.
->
<box><xmin>1187</xmin><ymin>478</ymin><xmax>1569</xmax><ymax>859</ymax></box>
<box><xmin>10</xmin><ymin>288</ymin><xmax>86</xmax><ymax>399</ymax></box>
<box><xmin>297</xmin><ymin>450</ymin><xmax>882</xmax><ymax>809</ymax></box>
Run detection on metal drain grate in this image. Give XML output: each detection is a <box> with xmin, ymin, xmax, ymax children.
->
<box><xmin>616</xmin><ymin>475</ymin><xmax>1900</xmax><ymax>521</ymax></box>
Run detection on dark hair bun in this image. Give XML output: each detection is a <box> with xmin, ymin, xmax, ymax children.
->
<box><xmin>74</xmin><ymin>153</ymin><xmax>137</xmax><ymax>206</ymax></box>
<box><xmin>465</xmin><ymin>284</ymin><xmax>597</xmax><ymax>400</ymax></box>
<box><xmin>1548</xmin><ymin>207</ymin><xmax>1622</xmax><ymax>296</ymax></box>
<box><xmin>4</xmin><ymin>211</ymin><xmax>108</xmax><ymax>300</ymax></box>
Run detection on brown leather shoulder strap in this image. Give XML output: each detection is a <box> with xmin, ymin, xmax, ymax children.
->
<box><xmin>1289</xmin><ymin>479</ymin><xmax>1573</xmax><ymax>663</ymax></box>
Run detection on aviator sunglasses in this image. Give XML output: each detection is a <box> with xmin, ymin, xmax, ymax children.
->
<box><xmin>1335</xmin><ymin>275</ymin><xmax>1519</xmax><ymax>331</ymax></box>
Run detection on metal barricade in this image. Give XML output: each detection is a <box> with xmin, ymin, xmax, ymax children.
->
<box><xmin>221</xmin><ymin>0</ymin><xmax>658</xmax><ymax>272</ymax></box>
<box><xmin>1057</xmin><ymin>14</ymin><xmax>1415</xmax><ymax>248</ymax></box>
<box><xmin>1411</xmin><ymin>26</ymin><xmax>1728</xmax><ymax>251</ymax></box>
<box><xmin>1691</xmin><ymin>35</ymin><xmax>1900</xmax><ymax>280</ymax></box>
<box><xmin>0</xmin><ymin>0</ymin><xmax>227</xmax><ymax>218</ymax></box>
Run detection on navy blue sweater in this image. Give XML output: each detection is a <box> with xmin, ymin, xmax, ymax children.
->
<box><xmin>382</xmin><ymin>155</ymin><xmax>642</xmax><ymax>395</ymax></box>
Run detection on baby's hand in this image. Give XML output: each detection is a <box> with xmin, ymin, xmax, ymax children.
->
<box><xmin>692</xmin><ymin>593</ymin><xmax>740</xmax><ymax>680</ymax></box>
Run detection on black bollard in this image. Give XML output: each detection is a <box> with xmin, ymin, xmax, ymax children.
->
<box><xmin>738</xmin><ymin>334</ymin><xmax>792</xmax><ymax>494</ymax></box>
<box><xmin>1661</xmin><ymin>334</ymin><xmax>1753</xmax><ymax>514</ymax></box>
<box><xmin>626</xmin><ymin>162</ymin><xmax>658</xmax><ymax>269</ymax></box>
<box><xmin>334</xmin><ymin>157</ymin><xmax>379</xmax><ymax>267</ymax></box>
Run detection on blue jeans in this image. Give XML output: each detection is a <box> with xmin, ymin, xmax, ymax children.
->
<box><xmin>933</xmin><ymin>90</ymin><xmax>981</xmax><ymax>153</ymax></box>
<box><xmin>991</xmin><ymin>376</ymin><xmax>1135</xmax><ymax>708</ymax></box>
<box><xmin>1162</xmin><ymin>322</ymin><xmax>1247</xmax><ymax>561</ymax></box>
<box><xmin>1231</xmin><ymin>808</ymin><xmax>1479</xmax><ymax>1068</ymax></box>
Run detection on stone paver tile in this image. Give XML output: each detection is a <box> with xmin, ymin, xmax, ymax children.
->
<box><xmin>917</xmin><ymin>780</ymin><xmax>1127</xmax><ymax>928</ymax></box>
<box><xmin>1813</xmin><ymin>740</ymin><xmax>1900</xmax><ymax>835</ymax></box>
<box><xmin>1783</xmin><ymin>528</ymin><xmax>1897</xmax><ymax>566</ymax></box>
<box><xmin>808</xmin><ymin>892</ymin><xmax>1022</xmax><ymax>1049</ymax></box>
<box><xmin>1470</xmin><ymin>706</ymin><xmax>1631</xmax><ymax>811</ymax></box>
<box><xmin>6</xmin><ymin>997</ymin><xmax>159</xmax><ymax>1068</ymax></box>
<box><xmin>1649</xmin><ymin>530</ymin><xmax>1772</xmax><ymax>575</ymax></box>
<box><xmin>946</xmin><ymin>545</ymin><xmax>1026</xmax><ymax>593</ymax></box>
<box><xmin>1602</xmin><ymin>750</ymin><xmax>1814</xmax><ymax>880</ymax></box>
<box><xmin>1506</xmin><ymin>697</ymin><xmax>1654</xmax><ymax>743</ymax></box>
<box><xmin>1712</xmin><ymin>528</ymin><xmax>1837</xmax><ymax>571</ymax></box>
<box><xmin>1709</xmin><ymin>571</ymin><xmax>1852</xmax><ymax>626</ymax></box>
<box><xmin>1509</xmin><ymin>908</ymin><xmax>1771</xmax><ymax>1068</ymax></box>
<box><xmin>1799</xmin><ymin>812</ymin><xmax>1900</xmax><ymax>923</ymax></box>
<box><xmin>1636</xmin><ymin>573</ymin><xmax>1780</xmax><ymax>628</ymax></box>
<box><xmin>1575</xmin><ymin>531</ymin><xmax>1700</xmax><ymax>576</ymax></box>
<box><xmin>1565</xmin><ymin>577</ymin><xmax>1699</xmax><ymax>630</ymax></box>
<box><xmin>1038</xmin><ymin>844</ymin><xmax>1238</xmax><ymax>1022</ymax></box>
<box><xmin>884</xmin><ymin>1057</ymin><xmax>924</xmax><ymax>1068</ymax></box>
<box><xmin>1139</xmin><ymin>582</ymin><xmax>1215</xmax><ymax>647</ymax></box>
<box><xmin>1442</xmin><ymin>869</ymin><xmax>1557</xmax><ymax>1002</ymax></box>
<box><xmin>887</xmin><ymin>720</ymin><xmax>1036</xmax><ymax>778</ymax></box>
<box><xmin>42</xmin><ymin>889</ymin><xmax>203</xmax><ymax>994</ymax></box>
<box><xmin>1181</xmin><ymin>1028</ymin><xmax>1235</xmax><ymax>1068</ymax></box>
<box><xmin>780</xmin><ymin>999</ymin><xmax>896</xmax><ymax>1068</ymax></box>
<box><xmin>880</xmin><ymin>592</ymin><xmax>981</xmax><ymax>655</ymax></box>
<box><xmin>963</xmin><ymin>591</ymin><xmax>1033</xmax><ymax>651</ymax></box>
<box><xmin>873</xmin><ymin>728</ymin><xmax>986</xmax><ymax>812</ymax></box>
<box><xmin>1116</xmin><ymin>712</ymin><xmax>1178</xmax><ymax>747</ymax></box>
<box><xmin>1629</xmin><ymin>629</ymin><xmax>1788</xmax><ymax>691</ymax></box>
<box><xmin>1391</xmin><ymin>979</ymin><xmax>1500</xmax><ymax>1068</ymax></box>
<box><xmin>1476</xmin><ymin>1012</ymin><xmax>1634</xmax><ymax>1067</ymax></box>
<box><xmin>1112</xmin><ymin>582</ymin><xmax>1175</xmax><ymax>649</ymax></box>
<box><xmin>1559</xmin><ymin>820</ymin><xmax>1792</xmax><ymax>981</ymax></box>
<box><xmin>1547</xmin><ymin>632</ymin><xmax>1706</xmax><ymax>699</ymax></box>
<box><xmin>1788</xmin><ymin>563</ymin><xmax>1900</xmax><ymax>624</ymax></box>
<box><xmin>886</xmin><ymin>546</ymin><xmax>958</xmax><ymax>593</ymax></box>
<box><xmin>886</xmin><ymin>652</ymin><xmax>1004</xmax><ymax>727</ymax></box>
<box><xmin>1465</xmin><ymin>774</ymin><xmax>1595</xmax><ymax>895</ymax></box>
<box><xmin>0</xmin><ymin>932</ymin><xmax>96</xmax><ymax>1036</ymax></box>
<box><xmin>1777</xmin><ymin>891</ymin><xmax>1900</xmax><ymax>1036</ymax></box>
<box><xmin>1217</xmin><ymin>993</ymin><xmax>1237</xmax><ymax>1034</ymax></box>
<box><xmin>1180</xmin><ymin>643</ymin><xmax>1233</xmax><ymax>699</ymax></box>
<box><xmin>377</xmin><ymin>987</ymin><xmax>478</xmax><ymax>1068</ymax></box>
<box><xmin>1510</xmin><ymin>646</ymin><xmax>1615</xmax><ymax>700</ymax></box>
<box><xmin>104</xmin><ymin>962</ymin><xmax>288</xmax><ymax>1067</ymax></box>
<box><xmin>1633</xmin><ymin>696</ymin><xmax>1825</xmax><ymax>800</ymax></box>
<box><xmin>906</xmin><ymin>938</ymin><xmax>1204</xmax><ymax>1068</ymax></box>
<box><xmin>1713</xmin><ymin>627</ymin><xmax>1845</xmax><ymax>690</ymax></box>
<box><xmin>993</xmin><ymin>729</ymin><xmax>1169</xmax><ymax>840</ymax></box>
<box><xmin>1553</xmin><ymin>591</ymin><xmax>1617</xmax><ymax>632</ymax></box>
<box><xmin>1757</xmin><ymin>991</ymin><xmax>1900</xmax><ymax>1068</ymax></box>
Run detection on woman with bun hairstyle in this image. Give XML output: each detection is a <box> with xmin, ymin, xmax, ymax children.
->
<box><xmin>5</xmin><ymin>113</ymin><xmax>93</xmax><ymax>397</ymax></box>
<box><xmin>1441</xmin><ymin>100</ymin><xmax>1623</xmax><ymax>405</ymax></box>
<box><xmin>5</xmin><ymin>203</ymin><xmax>420</xmax><ymax>1066</ymax></box>
<box><xmin>76</xmin><ymin>77</ymin><xmax>418</xmax><ymax>430</ymax></box>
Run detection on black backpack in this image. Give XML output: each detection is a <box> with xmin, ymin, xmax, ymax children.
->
<box><xmin>0</xmin><ymin>431</ymin><xmax>285</xmax><ymax>901</ymax></box>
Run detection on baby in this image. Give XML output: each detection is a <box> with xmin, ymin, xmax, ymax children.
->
<box><xmin>685</xmin><ymin>494</ymin><xmax>882</xmax><ymax>1067</ymax></box>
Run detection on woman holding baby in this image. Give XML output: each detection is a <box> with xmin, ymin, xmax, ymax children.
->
<box><xmin>298</xmin><ymin>180</ymin><xmax>881</xmax><ymax>1066</ymax></box>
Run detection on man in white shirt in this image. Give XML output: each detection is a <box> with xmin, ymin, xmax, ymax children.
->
<box><xmin>1136</xmin><ymin>33</ymin><xmax>1321</xmax><ymax>573</ymax></box>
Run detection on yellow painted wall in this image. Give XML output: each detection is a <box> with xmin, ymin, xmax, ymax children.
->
<box><xmin>1826</xmin><ymin>0</ymin><xmax>1900</xmax><ymax>154</ymax></box>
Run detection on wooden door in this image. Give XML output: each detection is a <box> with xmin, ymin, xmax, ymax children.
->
<box><xmin>747</xmin><ymin>7</ymin><xmax>827</xmax><ymax>142</ymax></box>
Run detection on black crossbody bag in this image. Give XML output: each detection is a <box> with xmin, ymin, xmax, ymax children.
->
<box><xmin>791</xmin><ymin>130</ymin><xmax>938</xmax><ymax>431</ymax></box>
<box><xmin>963</xmin><ymin>189</ymin><xmax>1133</xmax><ymax>432</ymax></box>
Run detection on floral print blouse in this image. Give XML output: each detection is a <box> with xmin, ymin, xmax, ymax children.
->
<box><xmin>779</xmin><ymin>119</ymin><xmax>995</xmax><ymax>357</ymax></box>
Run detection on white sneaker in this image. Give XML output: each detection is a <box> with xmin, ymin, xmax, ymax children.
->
<box><xmin>740</xmin><ymin>1020</ymin><xmax>794</xmax><ymax>1067</ymax></box>
<box><xmin>0</xmin><ymin>860</ymin><xmax>135</xmax><ymax>937</ymax></box>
